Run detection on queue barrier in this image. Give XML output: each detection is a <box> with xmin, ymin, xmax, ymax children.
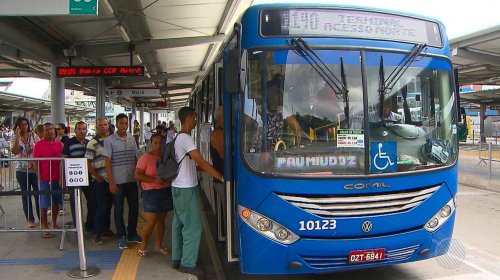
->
<box><xmin>0</xmin><ymin>156</ymin><xmax>99</xmax><ymax>278</ymax></box>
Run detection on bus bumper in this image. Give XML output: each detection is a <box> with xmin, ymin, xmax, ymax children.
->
<box><xmin>239</xmin><ymin>212</ymin><xmax>455</xmax><ymax>274</ymax></box>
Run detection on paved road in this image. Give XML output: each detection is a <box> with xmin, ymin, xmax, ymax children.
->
<box><xmin>208</xmin><ymin>184</ymin><xmax>500</xmax><ymax>280</ymax></box>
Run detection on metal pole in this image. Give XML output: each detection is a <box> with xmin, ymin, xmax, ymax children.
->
<box><xmin>488</xmin><ymin>142</ymin><xmax>492</xmax><ymax>179</ymax></box>
<box><xmin>68</xmin><ymin>187</ymin><xmax>100</xmax><ymax>278</ymax></box>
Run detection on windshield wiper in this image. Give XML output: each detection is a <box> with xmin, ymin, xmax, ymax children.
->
<box><xmin>290</xmin><ymin>37</ymin><xmax>350</xmax><ymax>126</ymax></box>
<box><xmin>378</xmin><ymin>43</ymin><xmax>427</xmax><ymax>120</ymax></box>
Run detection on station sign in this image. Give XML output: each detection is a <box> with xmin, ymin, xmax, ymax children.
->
<box><xmin>0</xmin><ymin>0</ymin><xmax>98</xmax><ymax>16</ymax></box>
<box><xmin>136</xmin><ymin>101</ymin><xmax>167</xmax><ymax>108</ymax></box>
<box><xmin>56</xmin><ymin>66</ymin><xmax>144</xmax><ymax>77</ymax></box>
<box><xmin>106</xmin><ymin>88</ymin><xmax>160</xmax><ymax>97</ymax></box>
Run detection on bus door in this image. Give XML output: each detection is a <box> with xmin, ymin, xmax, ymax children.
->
<box><xmin>223</xmin><ymin>36</ymin><xmax>242</xmax><ymax>262</ymax></box>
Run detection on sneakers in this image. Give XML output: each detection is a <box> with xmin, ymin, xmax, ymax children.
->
<box><xmin>127</xmin><ymin>234</ymin><xmax>143</xmax><ymax>243</ymax></box>
<box><xmin>118</xmin><ymin>238</ymin><xmax>128</xmax><ymax>249</ymax></box>
<box><xmin>172</xmin><ymin>260</ymin><xmax>180</xmax><ymax>269</ymax></box>
<box><xmin>179</xmin><ymin>265</ymin><xmax>205</xmax><ymax>279</ymax></box>
<box><xmin>93</xmin><ymin>236</ymin><xmax>103</xmax><ymax>245</ymax></box>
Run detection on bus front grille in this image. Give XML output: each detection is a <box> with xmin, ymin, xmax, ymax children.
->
<box><xmin>301</xmin><ymin>244</ymin><xmax>420</xmax><ymax>269</ymax></box>
<box><xmin>277</xmin><ymin>185</ymin><xmax>441</xmax><ymax>218</ymax></box>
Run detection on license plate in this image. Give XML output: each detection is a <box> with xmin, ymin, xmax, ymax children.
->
<box><xmin>348</xmin><ymin>248</ymin><xmax>385</xmax><ymax>264</ymax></box>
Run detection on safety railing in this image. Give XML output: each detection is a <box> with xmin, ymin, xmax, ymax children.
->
<box><xmin>0</xmin><ymin>156</ymin><xmax>99</xmax><ymax>277</ymax></box>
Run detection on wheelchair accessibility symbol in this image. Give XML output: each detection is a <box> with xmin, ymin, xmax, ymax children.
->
<box><xmin>370</xmin><ymin>141</ymin><xmax>397</xmax><ymax>172</ymax></box>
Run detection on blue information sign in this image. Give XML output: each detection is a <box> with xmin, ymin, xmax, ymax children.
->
<box><xmin>370</xmin><ymin>141</ymin><xmax>397</xmax><ymax>172</ymax></box>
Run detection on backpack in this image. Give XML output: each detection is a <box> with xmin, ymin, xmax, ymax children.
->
<box><xmin>157</xmin><ymin>132</ymin><xmax>187</xmax><ymax>182</ymax></box>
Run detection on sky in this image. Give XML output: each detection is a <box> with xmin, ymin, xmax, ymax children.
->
<box><xmin>252</xmin><ymin>0</ymin><xmax>499</xmax><ymax>39</ymax></box>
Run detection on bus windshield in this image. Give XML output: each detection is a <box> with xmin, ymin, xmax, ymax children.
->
<box><xmin>242</xmin><ymin>49</ymin><xmax>457</xmax><ymax>177</ymax></box>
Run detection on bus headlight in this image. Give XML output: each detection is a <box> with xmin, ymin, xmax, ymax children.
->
<box><xmin>257</xmin><ymin>218</ymin><xmax>272</xmax><ymax>231</ymax></box>
<box><xmin>239</xmin><ymin>205</ymin><xmax>299</xmax><ymax>245</ymax></box>
<box><xmin>424</xmin><ymin>197</ymin><xmax>456</xmax><ymax>232</ymax></box>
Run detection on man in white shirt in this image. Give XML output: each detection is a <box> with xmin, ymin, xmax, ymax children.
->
<box><xmin>171</xmin><ymin>107</ymin><xmax>222</xmax><ymax>278</ymax></box>
<box><xmin>369</xmin><ymin>98</ymin><xmax>404</xmax><ymax>123</ymax></box>
<box><xmin>144</xmin><ymin>122</ymin><xmax>152</xmax><ymax>144</ymax></box>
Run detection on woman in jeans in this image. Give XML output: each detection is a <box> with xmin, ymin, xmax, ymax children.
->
<box><xmin>10</xmin><ymin>117</ymin><xmax>40</xmax><ymax>228</ymax></box>
<box><xmin>135</xmin><ymin>133</ymin><xmax>172</xmax><ymax>257</ymax></box>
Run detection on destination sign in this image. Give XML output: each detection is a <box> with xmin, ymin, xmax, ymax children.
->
<box><xmin>261</xmin><ymin>8</ymin><xmax>442</xmax><ymax>47</ymax></box>
<box><xmin>105</xmin><ymin>88</ymin><xmax>160</xmax><ymax>97</ymax></box>
<box><xmin>275</xmin><ymin>154</ymin><xmax>358</xmax><ymax>170</ymax></box>
<box><xmin>56</xmin><ymin>66</ymin><xmax>144</xmax><ymax>77</ymax></box>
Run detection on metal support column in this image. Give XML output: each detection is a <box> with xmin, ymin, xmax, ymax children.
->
<box><xmin>67</xmin><ymin>188</ymin><xmax>100</xmax><ymax>278</ymax></box>
<box><xmin>139</xmin><ymin>107</ymin><xmax>144</xmax><ymax>144</ymax></box>
<box><xmin>51</xmin><ymin>64</ymin><xmax>65</xmax><ymax>124</ymax></box>
<box><xmin>96</xmin><ymin>78</ymin><xmax>106</xmax><ymax>119</ymax></box>
<box><xmin>480</xmin><ymin>103</ymin><xmax>486</xmax><ymax>143</ymax></box>
<box><xmin>130</xmin><ymin>100</ymin><xmax>136</xmax><ymax>132</ymax></box>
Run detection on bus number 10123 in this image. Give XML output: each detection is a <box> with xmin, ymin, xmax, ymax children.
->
<box><xmin>298</xmin><ymin>220</ymin><xmax>336</xmax><ymax>231</ymax></box>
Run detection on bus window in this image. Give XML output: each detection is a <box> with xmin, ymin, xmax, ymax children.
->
<box><xmin>243</xmin><ymin>49</ymin><xmax>364</xmax><ymax>176</ymax></box>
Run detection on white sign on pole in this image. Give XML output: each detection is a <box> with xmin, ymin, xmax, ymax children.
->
<box><xmin>105</xmin><ymin>88</ymin><xmax>161</xmax><ymax>97</ymax></box>
<box><xmin>64</xmin><ymin>158</ymin><xmax>89</xmax><ymax>187</ymax></box>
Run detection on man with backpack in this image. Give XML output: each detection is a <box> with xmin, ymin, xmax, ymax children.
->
<box><xmin>171</xmin><ymin>107</ymin><xmax>223</xmax><ymax>279</ymax></box>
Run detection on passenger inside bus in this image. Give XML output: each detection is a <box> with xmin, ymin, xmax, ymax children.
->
<box><xmin>283</xmin><ymin>81</ymin><xmax>342</xmax><ymax>143</ymax></box>
<box><xmin>369</xmin><ymin>97</ymin><xmax>405</xmax><ymax>123</ymax></box>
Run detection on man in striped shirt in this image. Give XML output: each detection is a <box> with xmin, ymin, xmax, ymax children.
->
<box><xmin>103</xmin><ymin>113</ymin><xmax>141</xmax><ymax>249</ymax></box>
<box><xmin>86</xmin><ymin>118</ymin><xmax>113</xmax><ymax>245</ymax></box>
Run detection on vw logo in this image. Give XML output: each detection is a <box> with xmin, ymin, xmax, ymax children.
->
<box><xmin>361</xmin><ymin>221</ymin><xmax>373</xmax><ymax>233</ymax></box>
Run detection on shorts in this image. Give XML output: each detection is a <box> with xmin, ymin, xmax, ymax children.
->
<box><xmin>141</xmin><ymin>188</ymin><xmax>173</xmax><ymax>213</ymax></box>
<box><xmin>39</xmin><ymin>181</ymin><xmax>63</xmax><ymax>209</ymax></box>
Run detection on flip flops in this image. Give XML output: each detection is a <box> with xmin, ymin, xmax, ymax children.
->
<box><xmin>155</xmin><ymin>247</ymin><xmax>170</xmax><ymax>255</ymax></box>
<box><xmin>41</xmin><ymin>232</ymin><xmax>52</xmax><ymax>238</ymax></box>
<box><xmin>137</xmin><ymin>249</ymin><xmax>146</xmax><ymax>257</ymax></box>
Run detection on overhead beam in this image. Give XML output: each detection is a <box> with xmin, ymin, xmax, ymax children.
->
<box><xmin>452</xmin><ymin>48</ymin><xmax>500</xmax><ymax>67</ymax></box>
<box><xmin>0</xmin><ymin>19</ymin><xmax>59</xmax><ymax>63</ymax></box>
<box><xmin>165</xmin><ymin>92</ymin><xmax>190</xmax><ymax>98</ymax></box>
<box><xmin>80</xmin><ymin>35</ymin><xmax>225</xmax><ymax>59</ymax></box>
<box><xmin>121</xmin><ymin>71</ymin><xmax>204</xmax><ymax>85</ymax></box>
<box><xmin>450</xmin><ymin>26</ymin><xmax>500</xmax><ymax>49</ymax></box>
<box><xmin>164</xmin><ymin>83</ymin><xmax>194</xmax><ymax>91</ymax></box>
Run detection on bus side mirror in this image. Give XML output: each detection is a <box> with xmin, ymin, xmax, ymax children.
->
<box><xmin>225</xmin><ymin>49</ymin><xmax>241</xmax><ymax>94</ymax></box>
<box><xmin>239</xmin><ymin>49</ymin><xmax>247</xmax><ymax>93</ymax></box>
<box><xmin>225</xmin><ymin>49</ymin><xmax>247</xmax><ymax>94</ymax></box>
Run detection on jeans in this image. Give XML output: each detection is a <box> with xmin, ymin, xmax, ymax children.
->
<box><xmin>94</xmin><ymin>180</ymin><xmax>112</xmax><ymax>238</ymax></box>
<box><xmin>113</xmin><ymin>182</ymin><xmax>139</xmax><ymax>238</ymax></box>
<box><xmin>16</xmin><ymin>171</ymin><xmax>40</xmax><ymax>223</ymax></box>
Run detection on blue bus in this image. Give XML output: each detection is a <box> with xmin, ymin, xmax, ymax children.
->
<box><xmin>192</xmin><ymin>3</ymin><xmax>459</xmax><ymax>275</ymax></box>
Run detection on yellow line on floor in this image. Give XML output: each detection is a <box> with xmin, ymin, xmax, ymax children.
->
<box><xmin>111</xmin><ymin>210</ymin><xmax>146</xmax><ymax>280</ymax></box>
<box><xmin>112</xmin><ymin>245</ymin><xmax>140</xmax><ymax>280</ymax></box>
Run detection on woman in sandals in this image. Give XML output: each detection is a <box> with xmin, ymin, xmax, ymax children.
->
<box><xmin>10</xmin><ymin>117</ymin><xmax>39</xmax><ymax>228</ymax></box>
<box><xmin>135</xmin><ymin>133</ymin><xmax>172</xmax><ymax>256</ymax></box>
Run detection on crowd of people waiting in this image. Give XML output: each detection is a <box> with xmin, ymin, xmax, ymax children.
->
<box><xmin>4</xmin><ymin>106</ymin><xmax>224</xmax><ymax>279</ymax></box>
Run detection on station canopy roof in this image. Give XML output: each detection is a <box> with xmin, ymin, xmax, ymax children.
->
<box><xmin>451</xmin><ymin>25</ymin><xmax>500</xmax><ymax>106</ymax></box>
<box><xmin>0</xmin><ymin>91</ymin><xmax>94</xmax><ymax>115</ymax></box>
<box><xmin>0</xmin><ymin>0</ymin><xmax>252</xmax><ymax>110</ymax></box>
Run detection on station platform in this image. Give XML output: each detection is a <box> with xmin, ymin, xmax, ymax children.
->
<box><xmin>0</xmin><ymin>147</ymin><xmax>498</xmax><ymax>280</ymax></box>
